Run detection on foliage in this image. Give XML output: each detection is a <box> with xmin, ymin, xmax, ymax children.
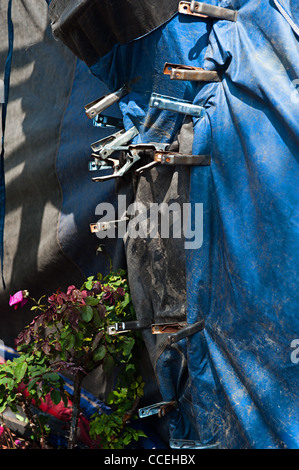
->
<box><xmin>0</xmin><ymin>270</ymin><xmax>146</xmax><ymax>449</ymax></box>
<box><xmin>0</xmin><ymin>351</ymin><xmax>65</xmax><ymax>447</ymax></box>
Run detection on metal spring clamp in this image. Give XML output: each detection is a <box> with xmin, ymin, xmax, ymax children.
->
<box><xmin>149</xmin><ymin>93</ymin><xmax>205</xmax><ymax>118</ymax></box>
<box><xmin>85</xmin><ymin>85</ymin><xmax>129</xmax><ymax>119</ymax></box>
<box><xmin>154</xmin><ymin>151</ymin><xmax>211</xmax><ymax>166</ymax></box>
<box><xmin>178</xmin><ymin>1</ymin><xmax>237</xmax><ymax>22</ymax></box>
<box><xmin>163</xmin><ymin>62</ymin><xmax>221</xmax><ymax>82</ymax></box>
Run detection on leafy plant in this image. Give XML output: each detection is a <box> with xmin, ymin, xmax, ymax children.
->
<box><xmin>0</xmin><ymin>351</ymin><xmax>66</xmax><ymax>448</ymax></box>
<box><xmin>1</xmin><ymin>270</ymin><xmax>146</xmax><ymax>449</ymax></box>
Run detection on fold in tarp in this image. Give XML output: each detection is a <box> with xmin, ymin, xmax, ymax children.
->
<box><xmin>45</xmin><ymin>0</ymin><xmax>299</xmax><ymax>448</ymax></box>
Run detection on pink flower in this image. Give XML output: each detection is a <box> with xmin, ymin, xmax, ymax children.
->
<box><xmin>9</xmin><ymin>290</ymin><xmax>29</xmax><ymax>310</ymax></box>
<box><xmin>14</xmin><ymin>439</ymin><xmax>22</xmax><ymax>446</ymax></box>
<box><xmin>0</xmin><ymin>426</ymin><xmax>4</xmax><ymax>436</ymax></box>
<box><xmin>66</xmin><ymin>285</ymin><xmax>76</xmax><ymax>295</ymax></box>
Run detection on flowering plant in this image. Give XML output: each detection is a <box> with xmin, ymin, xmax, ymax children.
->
<box><xmin>9</xmin><ymin>290</ymin><xmax>29</xmax><ymax>309</ymax></box>
<box><xmin>0</xmin><ymin>270</ymin><xmax>146</xmax><ymax>449</ymax></box>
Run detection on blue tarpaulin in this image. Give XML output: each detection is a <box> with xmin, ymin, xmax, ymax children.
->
<box><xmin>187</xmin><ymin>0</ymin><xmax>299</xmax><ymax>448</ymax></box>
<box><xmin>85</xmin><ymin>0</ymin><xmax>299</xmax><ymax>448</ymax></box>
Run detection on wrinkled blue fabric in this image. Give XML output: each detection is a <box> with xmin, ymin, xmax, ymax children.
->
<box><xmin>188</xmin><ymin>0</ymin><xmax>299</xmax><ymax>448</ymax></box>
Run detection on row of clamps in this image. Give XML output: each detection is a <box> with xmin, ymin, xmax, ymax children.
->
<box><xmin>89</xmin><ymin>134</ymin><xmax>210</xmax><ymax>182</ymax></box>
<box><xmin>86</xmin><ymin>0</ymin><xmax>239</xmax><ymax>178</ymax></box>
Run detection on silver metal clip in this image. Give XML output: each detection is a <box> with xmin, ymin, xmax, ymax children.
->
<box><xmin>135</xmin><ymin>160</ymin><xmax>159</xmax><ymax>174</ymax></box>
<box><xmin>169</xmin><ymin>439</ymin><xmax>220</xmax><ymax>449</ymax></box>
<box><xmin>178</xmin><ymin>1</ymin><xmax>237</xmax><ymax>22</ymax></box>
<box><xmin>90</xmin><ymin>218</ymin><xmax>129</xmax><ymax>233</ymax></box>
<box><xmin>138</xmin><ymin>401</ymin><xmax>178</xmax><ymax>419</ymax></box>
<box><xmin>88</xmin><ymin>157</ymin><xmax>116</xmax><ymax>171</ymax></box>
<box><xmin>178</xmin><ymin>1</ymin><xmax>208</xmax><ymax>17</ymax></box>
<box><xmin>154</xmin><ymin>151</ymin><xmax>211</xmax><ymax>166</ymax></box>
<box><xmin>107</xmin><ymin>321</ymin><xmax>150</xmax><ymax>335</ymax></box>
<box><xmin>163</xmin><ymin>62</ymin><xmax>221</xmax><ymax>82</ymax></box>
<box><xmin>149</xmin><ymin>93</ymin><xmax>205</xmax><ymax>118</ymax></box>
<box><xmin>91</xmin><ymin>126</ymin><xmax>139</xmax><ymax>159</ymax></box>
<box><xmin>85</xmin><ymin>85</ymin><xmax>128</xmax><ymax>119</ymax></box>
<box><xmin>93</xmin><ymin>115</ymin><xmax>124</xmax><ymax>129</ymax></box>
<box><xmin>190</xmin><ymin>1</ymin><xmax>237</xmax><ymax>21</ymax></box>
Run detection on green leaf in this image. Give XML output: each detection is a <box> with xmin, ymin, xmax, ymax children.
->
<box><xmin>15</xmin><ymin>414</ymin><xmax>28</xmax><ymax>423</ymax></box>
<box><xmin>85</xmin><ymin>296</ymin><xmax>99</xmax><ymax>306</ymax></box>
<box><xmin>123</xmin><ymin>433</ymin><xmax>132</xmax><ymax>445</ymax></box>
<box><xmin>125</xmin><ymin>363</ymin><xmax>135</xmax><ymax>373</ymax></box>
<box><xmin>0</xmin><ymin>404</ymin><xmax>6</xmax><ymax>414</ymax></box>
<box><xmin>27</xmin><ymin>377</ymin><xmax>39</xmax><ymax>391</ymax></box>
<box><xmin>123</xmin><ymin>338</ymin><xmax>135</xmax><ymax>356</ymax></box>
<box><xmin>67</xmin><ymin>334</ymin><xmax>75</xmax><ymax>350</ymax></box>
<box><xmin>92</xmin><ymin>310</ymin><xmax>101</xmax><ymax>328</ymax></box>
<box><xmin>14</xmin><ymin>361</ymin><xmax>28</xmax><ymax>382</ymax></box>
<box><xmin>50</xmin><ymin>389</ymin><xmax>61</xmax><ymax>405</ymax></box>
<box><xmin>93</xmin><ymin>344</ymin><xmax>106</xmax><ymax>362</ymax></box>
<box><xmin>5</xmin><ymin>378</ymin><xmax>15</xmax><ymax>390</ymax></box>
<box><xmin>81</xmin><ymin>305</ymin><xmax>94</xmax><ymax>322</ymax></box>
<box><xmin>121</xmin><ymin>293</ymin><xmax>130</xmax><ymax>309</ymax></box>
<box><xmin>42</xmin><ymin>372</ymin><xmax>60</xmax><ymax>382</ymax></box>
<box><xmin>85</xmin><ymin>276</ymin><xmax>94</xmax><ymax>290</ymax></box>
<box><xmin>103</xmin><ymin>354</ymin><xmax>114</xmax><ymax>375</ymax></box>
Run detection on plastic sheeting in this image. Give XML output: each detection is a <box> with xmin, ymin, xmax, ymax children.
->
<box><xmin>48</xmin><ymin>0</ymin><xmax>299</xmax><ymax>449</ymax></box>
<box><xmin>187</xmin><ymin>0</ymin><xmax>299</xmax><ymax>449</ymax></box>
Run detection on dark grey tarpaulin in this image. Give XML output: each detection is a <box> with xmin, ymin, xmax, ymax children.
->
<box><xmin>0</xmin><ymin>2</ymin><xmax>124</xmax><ymax>346</ymax></box>
<box><xmin>48</xmin><ymin>0</ymin><xmax>180</xmax><ymax>66</ymax></box>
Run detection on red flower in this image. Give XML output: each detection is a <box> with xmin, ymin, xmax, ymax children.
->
<box><xmin>9</xmin><ymin>290</ymin><xmax>29</xmax><ymax>310</ymax></box>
